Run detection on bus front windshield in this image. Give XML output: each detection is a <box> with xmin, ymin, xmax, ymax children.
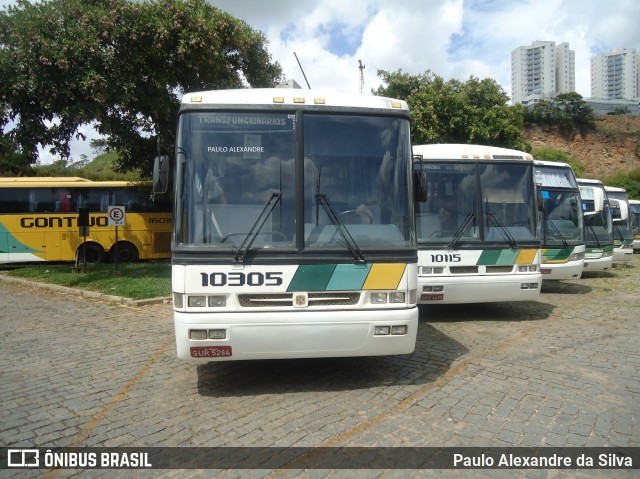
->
<box><xmin>175</xmin><ymin>111</ymin><xmax>414</xmax><ymax>253</ymax></box>
<box><xmin>415</xmin><ymin>162</ymin><xmax>538</xmax><ymax>246</ymax></box>
<box><xmin>582</xmin><ymin>195</ymin><xmax>613</xmax><ymax>245</ymax></box>
<box><xmin>541</xmin><ymin>190</ymin><xmax>584</xmax><ymax>245</ymax></box>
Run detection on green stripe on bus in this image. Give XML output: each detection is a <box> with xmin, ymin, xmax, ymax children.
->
<box><xmin>542</xmin><ymin>248</ymin><xmax>573</xmax><ymax>261</ymax></box>
<box><xmin>0</xmin><ymin>223</ymin><xmax>40</xmax><ymax>253</ymax></box>
<box><xmin>326</xmin><ymin>263</ymin><xmax>372</xmax><ymax>290</ymax></box>
<box><xmin>287</xmin><ymin>264</ymin><xmax>337</xmax><ymax>291</ymax></box>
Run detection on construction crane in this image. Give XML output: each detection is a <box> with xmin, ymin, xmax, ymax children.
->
<box><xmin>358</xmin><ymin>59</ymin><xmax>365</xmax><ymax>94</ymax></box>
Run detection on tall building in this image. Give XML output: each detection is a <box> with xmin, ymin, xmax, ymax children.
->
<box><xmin>590</xmin><ymin>48</ymin><xmax>639</xmax><ymax>101</ymax></box>
<box><xmin>511</xmin><ymin>41</ymin><xmax>575</xmax><ymax>105</ymax></box>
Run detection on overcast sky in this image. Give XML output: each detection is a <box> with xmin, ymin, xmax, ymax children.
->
<box><xmin>4</xmin><ymin>0</ymin><xmax>639</xmax><ymax>164</ymax></box>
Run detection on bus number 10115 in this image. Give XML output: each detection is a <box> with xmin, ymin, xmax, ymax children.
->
<box><xmin>430</xmin><ymin>254</ymin><xmax>462</xmax><ymax>263</ymax></box>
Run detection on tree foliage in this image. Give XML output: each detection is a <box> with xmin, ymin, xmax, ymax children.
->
<box><xmin>0</xmin><ymin>0</ymin><xmax>282</xmax><ymax>176</ymax></box>
<box><xmin>524</xmin><ymin>92</ymin><xmax>596</xmax><ymax>134</ymax></box>
<box><xmin>602</xmin><ymin>167</ymin><xmax>640</xmax><ymax>200</ymax></box>
<box><xmin>374</xmin><ymin>69</ymin><xmax>529</xmax><ymax>150</ymax></box>
<box><xmin>531</xmin><ymin>147</ymin><xmax>586</xmax><ymax>177</ymax></box>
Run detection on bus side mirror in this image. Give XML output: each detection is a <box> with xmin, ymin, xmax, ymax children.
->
<box><xmin>153</xmin><ymin>155</ymin><xmax>169</xmax><ymax>194</ymax></box>
<box><xmin>413</xmin><ymin>170</ymin><xmax>428</xmax><ymax>203</ymax></box>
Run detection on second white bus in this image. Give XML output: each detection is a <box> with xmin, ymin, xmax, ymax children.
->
<box><xmin>534</xmin><ymin>160</ymin><xmax>585</xmax><ymax>279</ymax></box>
<box><xmin>413</xmin><ymin>144</ymin><xmax>542</xmax><ymax>304</ymax></box>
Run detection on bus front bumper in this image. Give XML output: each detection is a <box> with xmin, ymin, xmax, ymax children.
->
<box><xmin>416</xmin><ymin>273</ymin><xmax>541</xmax><ymax>304</ymax></box>
<box><xmin>174</xmin><ymin>308</ymin><xmax>418</xmax><ymax>361</ymax></box>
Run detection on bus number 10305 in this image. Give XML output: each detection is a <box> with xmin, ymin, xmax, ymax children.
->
<box><xmin>201</xmin><ymin>272</ymin><xmax>284</xmax><ymax>287</ymax></box>
<box><xmin>430</xmin><ymin>254</ymin><xmax>462</xmax><ymax>263</ymax></box>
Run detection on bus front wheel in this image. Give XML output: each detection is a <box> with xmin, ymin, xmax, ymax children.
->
<box><xmin>77</xmin><ymin>243</ymin><xmax>106</xmax><ymax>265</ymax></box>
<box><xmin>110</xmin><ymin>242</ymin><xmax>139</xmax><ymax>263</ymax></box>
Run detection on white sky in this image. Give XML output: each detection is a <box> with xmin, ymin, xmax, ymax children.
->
<box><xmin>3</xmin><ymin>0</ymin><xmax>639</xmax><ymax>164</ymax></box>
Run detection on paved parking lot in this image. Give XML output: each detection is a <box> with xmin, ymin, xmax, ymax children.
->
<box><xmin>1</xmin><ymin>256</ymin><xmax>639</xmax><ymax>478</ymax></box>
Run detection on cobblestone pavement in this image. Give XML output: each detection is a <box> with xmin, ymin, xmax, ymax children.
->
<box><xmin>1</xmin><ymin>256</ymin><xmax>639</xmax><ymax>479</ymax></box>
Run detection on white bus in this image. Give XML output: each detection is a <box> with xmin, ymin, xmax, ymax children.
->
<box><xmin>154</xmin><ymin>89</ymin><xmax>419</xmax><ymax>361</ymax></box>
<box><xmin>629</xmin><ymin>199</ymin><xmax>640</xmax><ymax>251</ymax></box>
<box><xmin>605</xmin><ymin>186</ymin><xmax>634</xmax><ymax>263</ymax></box>
<box><xmin>534</xmin><ymin>161</ymin><xmax>585</xmax><ymax>279</ymax></box>
<box><xmin>412</xmin><ymin>144</ymin><xmax>542</xmax><ymax>304</ymax></box>
<box><xmin>577</xmin><ymin>178</ymin><xmax>614</xmax><ymax>273</ymax></box>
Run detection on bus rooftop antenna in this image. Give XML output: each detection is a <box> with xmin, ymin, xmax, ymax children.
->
<box><xmin>358</xmin><ymin>59</ymin><xmax>365</xmax><ymax>94</ymax></box>
<box><xmin>293</xmin><ymin>52</ymin><xmax>311</xmax><ymax>89</ymax></box>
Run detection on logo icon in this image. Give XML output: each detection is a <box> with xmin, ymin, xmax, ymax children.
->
<box><xmin>293</xmin><ymin>292</ymin><xmax>308</xmax><ymax>308</ymax></box>
<box><xmin>8</xmin><ymin>449</ymin><xmax>39</xmax><ymax>467</ymax></box>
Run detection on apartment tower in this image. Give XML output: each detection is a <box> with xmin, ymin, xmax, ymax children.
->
<box><xmin>591</xmin><ymin>48</ymin><xmax>639</xmax><ymax>101</ymax></box>
<box><xmin>511</xmin><ymin>41</ymin><xmax>575</xmax><ymax>105</ymax></box>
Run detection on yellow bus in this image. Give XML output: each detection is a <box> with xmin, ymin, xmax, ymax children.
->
<box><xmin>0</xmin><ymin>177</ymin><xmax>172</xmax><ymax>264</ymax></box>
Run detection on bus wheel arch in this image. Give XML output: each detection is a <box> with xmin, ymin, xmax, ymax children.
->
<box><xmin>76</xmin><ymin>242</ymin><xmax>106</xmax><ymax>265</ymax></box>
<box><xmin>109</xmin><ymin>241</ymin><xmax>139</xmax><ymax>263</ymax></box>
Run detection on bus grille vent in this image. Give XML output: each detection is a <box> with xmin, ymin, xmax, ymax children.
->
<box><xmin>238</xmin><ymin>292</ymin><xmax>361</xmax><ymax>308</ymax></box>
<box><xmin>485</xmin><ymin>265</ymin><xmax>514</xmax><ymax>273</ymax></box>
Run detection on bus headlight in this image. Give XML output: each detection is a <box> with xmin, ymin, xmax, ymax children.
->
<box><xmin>208</xmin><ymin>295</ymin><xmax>226</xmax><ymax>307</ymax></box>
<box><xmin>370</xmin><ymin>292</ymin><xmax>388</xmax><ymax>304</ymax></box>
<box><xmin>389</xmin><ymin>292</ymin><xmax>405</xmax><ymax>303</ymax></box>
<box><xmin>569</xmin><ymin>252</ymin><xmax>585</xmax><ymax>261</ymax></box>
<box><xmin>374</xmin><ymin>326</ymin><xmax>390</xmax><ymax>335</ymax></box>
<box><xmin>603</xmin><ymin>250</ymin><xmax>613</xmax><ymax>257</ymax></box>
<box><xmin>188</xmin><ymin>296</ymin><xmax>207</xmax><ymax>307</ymax></box>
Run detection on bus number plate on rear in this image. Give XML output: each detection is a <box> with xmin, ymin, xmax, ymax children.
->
<box><xmin>190</xmin><ymin>346</ymin><xmax>232</xmax><ymax>358</ymax></box>
<box><xmin>421</xmin><ymin>293</ymin><xmax>444</xmax><ymax>301</ymax></box>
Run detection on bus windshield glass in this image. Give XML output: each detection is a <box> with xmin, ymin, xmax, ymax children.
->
<box><xmin>535</xmin><ymin>165</ymin><xmax>583</xmax><ymax>245</ymax></box>
<box><xmin>416</xmin><ymin>161</ymin><xmax>537</xmax><ymax>245</ymax></box>
<box><xmin>175</xmin><ymin>111</ymin><xmax>413</xmax><ymax>250</ymax></box>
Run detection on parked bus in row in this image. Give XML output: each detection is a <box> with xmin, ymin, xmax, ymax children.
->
<box><xmin>534</xmin><ymin>160</ymin><xmax>585</xmax><ymax>279</ymax></box>
<box><xmin>412</xmin><ymin>144</ymin><xmax>542</xmax><ymax>304</ymax></box>
<box><xmin>577</xmin><ymin>178</ymin><xmax>614</xmax><ymax>273</ymax></box>
<box><xmin>0</xmin><ymin>177</ymin><xmax>172</xmax><ymax>264</ymax></box>
<box><xmin>605</xmin><ymin>186</ymin><xmax>634</xmax><ymax>264</ymax></box>
<box><xmin>629</xmin><ymin>199</ymin><xmax>640</xmax><ymax>251</ymax></box>
<box><xmin>153</xmin><ymin>89</ymin><xmax>419</xmax><ymax>361</ymax></box>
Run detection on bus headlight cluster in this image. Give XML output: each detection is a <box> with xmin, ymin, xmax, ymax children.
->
<box><xmin>518</xmin><ymin>265</ymin><xmax>538</xmax><ymax>272</ymax></box>
<box><xmin>186</xmin><ymin>295</ymin><xmax>227</xmax><ymax>308</ymax></box>
<box><xmin>370</xmin><ymin>292</ymin><xmax>406</xmax><ymax>304</ymax></box>
<box><xmin>569</xmin><ymin>252</ymin><xmax>585</xmax><ymax>261</ymax></box>
<box><xmin>374</xmin><ymin>325</ymin><xmax>408</xmax><ymax>336</ymax></box>
<box><xmin>189</xmin><ymin>329</ymin><xmax>226</xmax><ymax>340</ymax></box>
<box><xmin>420</xmin><ymin>267</ymin><xmax>444</xmax><ymax>275</ymax></box>
<box><xmin>603</xmin><ymin>250</ymin><xmax>614</xmax><ymax>257</ymax></box>
<box><xmin>521</xmin><ymin>283</ymin><xmax>539</xmax><ymax>289</ymax></box>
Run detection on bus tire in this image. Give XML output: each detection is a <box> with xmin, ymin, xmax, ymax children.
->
<box><xmin>110</xmin><ymin>242</ymin><xmax>139</xmax><ymax>263</ymax></box>
<box><xmin>77</xmin><ymin>243</ymin><xmax>105</xmax><ymax>265</ymax></box>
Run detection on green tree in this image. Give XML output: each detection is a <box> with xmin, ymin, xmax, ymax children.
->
<box><xmin>531</xmin><ymin>147</ymin><xmax>585</xmax><ymax>177</ymax></box>
<box><xmin>0</xmin><ymin>0</ymin><xmax>282</xmax><ymax>176</ymax></box>
<box><xmin>375</xmin><ymin>69</ymin><xmax>528</xmax><ymax>150</ymax></box>
<box><xmin>525</xmin><ymin>93</ymin><xmax>595</xmax><ymax>133</ymax></box>
<box><xmin>603</xmin><ymin>167</ymin><xmax>640</xmax><ymax>200</ymax></box>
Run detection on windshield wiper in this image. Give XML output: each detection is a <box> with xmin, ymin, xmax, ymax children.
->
<box><xmin>316</xmin><ymin>193</ymin><xmax>366</xmax><ymax>263</ymax></box>
<box><xmin>448</xmin><ymin>211</ymin><xmax>476</xmax><ymax>248</ymax></box>
<box><xmin>233</xmin><ymin>192</ymin><xmax>282</xmax><ymax>263</ymax></box>
<box><xmin>485</xmin><ymin>208</ymin><xmax>518</xmax><ymax>249</ymax></box>
<box><xmin>545</xmin><ymin>219</ymin><xmax>569</xmax><ymax>248</ymax></box>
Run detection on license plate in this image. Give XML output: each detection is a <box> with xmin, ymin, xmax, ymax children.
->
<box><xmin>190</xmin><ymin>346</ymin><xmax>232</xmax><ymax>358</ymax></box>
<box><xmin>541</xmin><ymin>268</ymin><xmax>552</xmax><ymax>274</ymax></box>
<box><xmin>421</xmin><ymin>293</ymin><xmax>444</xmax><ymax>301</ymax></box>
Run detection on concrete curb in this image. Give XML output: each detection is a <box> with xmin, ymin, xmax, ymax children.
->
<box><xmin>0</xmin><ymin>273</ymin><xmax>171</xmax><ymax>307</ymax></box>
